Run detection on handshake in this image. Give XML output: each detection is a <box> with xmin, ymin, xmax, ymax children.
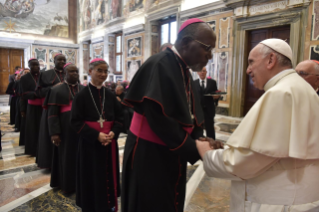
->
<box><xmin>195</xmin><ymin>137</ymin><xmax>224</xmax><ymax>159</ymax></box>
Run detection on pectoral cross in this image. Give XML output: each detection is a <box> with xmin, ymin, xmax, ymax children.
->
<box><xmin>97</xmin><ymin>116</ymin><xmax>105</xmax><ymax>128</ymax></box>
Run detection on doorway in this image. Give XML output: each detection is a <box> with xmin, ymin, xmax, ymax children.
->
<box><xmin>243</xmin><ymin>26</ymin><xmax>290</xmax><ymax>115</ymax></box>
<box><xmin>0</xmin><ymin>48</ymin><xmax>25</xmax><ymax>94</ymax></box>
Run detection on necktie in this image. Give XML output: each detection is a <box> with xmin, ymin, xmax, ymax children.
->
<box><xmin>201</xmin><ymin>80</ymin><xmax>205</xmax><ymax>90</ymax></box>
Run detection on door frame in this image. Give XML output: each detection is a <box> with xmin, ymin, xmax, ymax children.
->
<box><xmin>229</xmin><ymin>6</ymin><xmax>309</xmax><ymax>117</ymax></box>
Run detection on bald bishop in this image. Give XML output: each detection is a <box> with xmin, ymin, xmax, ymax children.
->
<box><xmin>197</xmin><ymin>39</ymin><xmax>319</xmax><ymax>212</ymax></box>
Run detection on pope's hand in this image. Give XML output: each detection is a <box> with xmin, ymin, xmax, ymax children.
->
<box><xmin>198</xmin><ymin>137</ymin><xmax>224</xmax><ymax>149</ymax></box>
<box><xmin>196</xmin><ymin>139</ymin><xmax>212</xmax><ymax>159</ymax></box>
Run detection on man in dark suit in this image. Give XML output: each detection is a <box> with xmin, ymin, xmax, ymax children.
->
<box><xmin>194</xmin><ymin>67</ymin><xmax>220</xmax><ymax>139</ymax></box>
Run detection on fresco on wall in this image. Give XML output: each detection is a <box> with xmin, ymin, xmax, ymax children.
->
<box><xmin>127</xmin><ymin>60</ymin><xmax>141</xmax><ymax>81</ymax></box>
<box><xmin>65</xmin><ymin>50</ymin><xmax>76</xmax><ymax>63</ymax></box>
<box><xmin>79</xmin><ymin>0</ymin><xmax>121</xmax><ymax>32</ymax></box>
<box><xmin>33</xmin><ymin>46</ymin><xmax>78</xmax><ymax>72</ymax></box>
<box><xmin>49</xmin><ymin>49</ymin><xmax>62</xmax><ymax>62</ymax></box>
<box><xmin>219</xmin><ymin>17</ymin><xmax>230</xmax><ymax>48</ymax></box>
<box><xmin>123</xmin><ymin>0</ymin><xmax>144</xmax><ymax>15</ymax></box>
<box><xmin>127</xmin><ymin>37</ymin><xmax>142</xmax><ymax>57</ymax></box>
<box><xmin>217</xmin><ymin>52</ymin><xmax>228</xmax><ymax>100</ymax></box>
<box><xmin>310</xmin><ymin>45</ymin><xmax>319</xmax><ymax>60</ymax></box>
<box><xmin>207</xmin><ymin>20</ymin><xmax>216</xmax><ymax>32</ymax></box>
<box><xmin>92</xmin><ymin>42</ymin><xmax>104</xmax><ymax>58</ymax></box>
<box><xmin>312</xmin><ymin>0</ymin><xmax>319</xmax><ymax>40</ymax></box>
<box><xmin>0</xmin><ymin>0</ymin><xmax>68</xmax><ymax>37</ymax></box>
<box><xmin>35</xmin><ymin>48</ymin><xmax>47</xmax><ymax>62</ymax></box>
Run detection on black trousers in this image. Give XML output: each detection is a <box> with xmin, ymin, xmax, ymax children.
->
<box><xmin>204</xmin><ymin>111</ymin><xmax>216</xmax><ymax>140</ymax></box>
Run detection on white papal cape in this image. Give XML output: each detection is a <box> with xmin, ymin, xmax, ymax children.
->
<box><xmin>204</xmin><ymin>69</ymin><xmax>319</xmax><ymax>212</ymax></box>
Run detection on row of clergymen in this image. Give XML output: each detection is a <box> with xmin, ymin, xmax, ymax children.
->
<box><xmin>13</xmin><ymin>56</ymin><xmax>124</xmax><ymax>211</ymax></box>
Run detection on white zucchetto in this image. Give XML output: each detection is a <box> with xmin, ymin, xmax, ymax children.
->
<box><xmin>260</xmin><ymin>38</ymin><xmax>293</xmax><ymax>63</ymax></box>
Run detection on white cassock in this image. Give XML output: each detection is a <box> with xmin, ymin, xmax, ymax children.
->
<box><xmin>203</xmin><ymin>69</ymin><xmax>319</xmax><ymax>212</ymax></box>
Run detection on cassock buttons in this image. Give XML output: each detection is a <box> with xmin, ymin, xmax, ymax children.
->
<box><xmin>176</xmin><ymin>202</ymin><xmax>179</xmax><ymax>205</ymax></box>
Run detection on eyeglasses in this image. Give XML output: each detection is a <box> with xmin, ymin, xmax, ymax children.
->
<box><xmin>193</xmin><ymin>39</ymin><xmax>213</xmax><ymax>52</ymax></box>
<box><xmin>297</xmin><ymin>71</ymin><xmax>319</xmax><ymax>77</ymax></box>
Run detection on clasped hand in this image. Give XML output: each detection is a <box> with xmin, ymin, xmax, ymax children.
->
<box><xmin>51</xmin><ymin>135</ymin><xmax>61</xmax><ymax>147</ymax></box>
<box><xmin>98</xmin><ymin>131</ymin><xmax>115</xmax><ymax>146</ymax></box>
<box><xmin>196</xmin><ymin>137</ymin><xmax>224</xmax><ymax>159</ymax></box>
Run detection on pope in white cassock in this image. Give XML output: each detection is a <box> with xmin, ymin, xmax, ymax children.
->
<box><xmin>196</xmin><ymin>38</ymin><xmax>319</xmax><ymax>212</ymax></box>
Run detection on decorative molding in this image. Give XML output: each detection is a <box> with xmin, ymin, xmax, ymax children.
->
<box><xmin>91</xmin><ymin>37</ymin><xmax>104</xmax><ymax>44</ymax></box>
<box><xmin>123</xmin><ymin>24</ymin><xmax>145</xmax><ymax>36</ymax></box>
<box><xmin>233</xmin><ymin>0</ymin><xmax>310</xmax><ymax>18</ymax></box>
<box><xmin>145</xmin><ymin>4</ymin><xmax>180</xmax><ymax>21</ymax></box>
<box><xmin>180</xmin><ymin>1</ymin><xmax>230</xmax><ymax>21</ymax></box>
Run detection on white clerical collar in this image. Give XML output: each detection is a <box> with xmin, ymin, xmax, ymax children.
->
<box><xmin>90</xmin><ymin>81</ymin><xmax>103</xmax><ymax>89</ymax></box>
<box><xmin>264</xmin><ymin>69</ymin><xmax>294</xmax><ymax>91</ymax></box>
<box><xmin>55</xmin><ymin>68</ymin><xmax>63</xmax><ymax>73</ymax></box>
<box><xmin>171</xmin><ymin>46</ymin><xmax>181</xmax><ymax>58</ymax></box>
<box><xmin>65</xmin><ymin>81</ymin><xmax>78</xmax><ymax>87</ymax></box>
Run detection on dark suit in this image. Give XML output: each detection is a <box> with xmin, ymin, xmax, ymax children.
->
<box><xmin>8</xmin><ymin>74</ymin><xmax>15</xmax><ymax>105</ymax></box>
<box><xmin>194</xmin><ymin>78</ymin><xmax>218</xmax><ymax>139</ymax></box>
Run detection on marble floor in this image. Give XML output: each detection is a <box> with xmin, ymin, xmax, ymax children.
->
<box><xmin>0</xmin><ymin>95</ymin><xmax>242</xmax><ymax>212</ymax></box>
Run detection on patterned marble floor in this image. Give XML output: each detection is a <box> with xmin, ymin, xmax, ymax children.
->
<box><xmin>0</xmin><ymin>94</ymin><xmax>241</xmax><ymax>212</ymax></box>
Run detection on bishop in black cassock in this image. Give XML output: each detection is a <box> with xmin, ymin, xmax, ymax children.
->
<box><xmin>6</xmin><ymin>76</ymin><xmax>17</xmax><ymax>126</ymax></box>
<box><xmin>13</xmin><ymin>77</ymin><xmax>21</xmax><ymax>132</ymax></box>
<box><xmin>46</xmin><ymin>63</ymin><xmax>84</xmax><ymax>192</ymax></box>
<box><xmin>18</xmin><ymin>69</ymin><xmax>30</xmax><ymax>146</ymax></box>
<box><xmin>36</xmin><ymin>54</ymin><xmax>66</xmax><ymax>168</ymax></box>
<box><xmin>19</xmin><ymin>59</ymin><xmax>42</xmax><ymax>156</ymax></box>
<box><xmin>71</xmin><ymin>59</ymin><xmax>123</xmax><ymax>212</ymax></box>
<box><xmin>121</xmin><ymin>19</ymin><xmax>216</xmax><ymax>212</ymax></box>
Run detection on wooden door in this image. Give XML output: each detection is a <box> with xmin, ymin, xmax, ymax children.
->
<box><xmin>243</xmin><ymin>26</ymin><xmax>290</xmax><ymax>115</ymax></box>
<box><xmin>0</xmin><ymin>48</ymin><xmax>24</xmax><ymax>94</ymax></box>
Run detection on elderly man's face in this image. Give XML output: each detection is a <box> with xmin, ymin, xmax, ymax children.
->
<box><xmin>246</xmin><ymin>44</ymin><xmax>270</xmax><ymax>90</ymax></box>
<box><xmin>295</xmin><ymin>61</ymin><xmax>319</xmax><ymax>90</ymax></box>
<box><xmin>183</xmin><ymin>25</ymin><xmax>215</xmax><ymax>72</ymax></box>
<box><xmin>198</xmin><ymin>67</ymin><xmax>207</xmax><ymax>80</ymax></box>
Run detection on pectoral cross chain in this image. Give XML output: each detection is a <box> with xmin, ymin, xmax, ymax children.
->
<box><xmin>97</xmin><ymin>116</ymin><xmax>105</xmax><ymax>128</ymax></box>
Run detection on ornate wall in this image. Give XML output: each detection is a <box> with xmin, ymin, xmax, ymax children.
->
<box><xmin>32</xmin><ymin>45</ymin><xmax>79</xmax><ymax>71</ymax></box>
<box><xmin>76</xmin><ymin>0</ymin><xmax>315</xmax><ymax>117</ymax></box>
